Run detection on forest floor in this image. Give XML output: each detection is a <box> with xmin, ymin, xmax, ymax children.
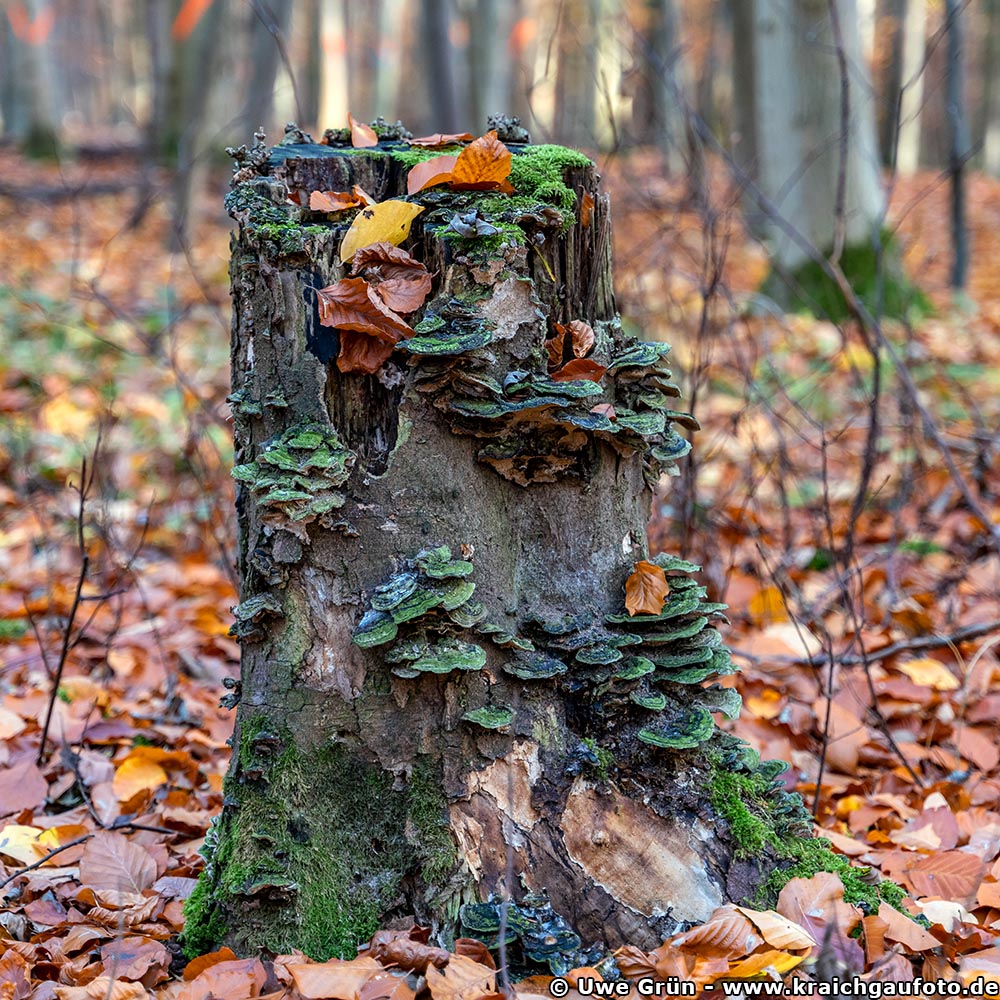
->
<box><xmin>2</xmin><ymin>144</ymin><xmax>1000</xmax><ymax>996</ymax></box>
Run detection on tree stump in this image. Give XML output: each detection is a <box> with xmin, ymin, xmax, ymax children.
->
<box><xmin>184</xmin><ymin>120</ymin><xmax>878</xmax><ymax>963</ymax></box>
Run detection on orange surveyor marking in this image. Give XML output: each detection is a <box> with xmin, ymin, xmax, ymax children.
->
<box><xmin>171</xmin><ymin>0</ymin><xmax>214</xmax><ymax>40</ymax></box>
<box><xmin>6</xmin><ymin>2</ymin><xmax>55</xmax><ymax>45</ymax></box>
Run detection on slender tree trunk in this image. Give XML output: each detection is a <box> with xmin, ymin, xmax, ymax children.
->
<box><xmin>344</xmin><ymin>0</ymin><xmax>383</xmax><ymax>122</ymax></box>
<box><xmin>420</xmin><ymin>0</ymin><xmax>460</xmax><ymax>133</ymax></box>
<box><xmin>895</xmin><ymin>0</ymin><xmax>926</xmax><ymax>177</ymax></box>
<box><xmin>301</xmin><ymin>0</ymin><xmax>323</xmax><ymax>129</ymax></box>
<box><xmin>467</xmin><ymin>0</ymin><xmax>505</xmax><ymax>133</ymax></box>
<box><xmin>242</xmin><ymin>0</ymin><xmax>295</xmax><ymax>136</ymax></box>
<box><xmin>554</xmin><ymin>0</ymin><xmax>598</xmax><ymax>145</ymax></box>
<box><xmin>631</xmin><ymin>0</ymin><xmax>689</xmax><ymax>173</ymax></box>
<box><xmin>944</xmin><ymin>0</ymin><xmax>969</xmax><ymax>289</ymax></box>
<box><xmin>733</xmin><ymin>0</ymin><xmax>885</xmax><ymax>270</ymax></box>
<box><xmin>981</xmin><ymin>0</ymin><xmax>1000</xmax><ymax>175</ymax></box>
<box><xmin>183</xmin><ymin>131</ymin><xmax>827</xmax><ymax>962</ymax></box>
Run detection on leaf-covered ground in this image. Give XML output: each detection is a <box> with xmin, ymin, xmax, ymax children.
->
<box><xmin>2</xmin><ymin>145</ymin><xmax>1000</xmax><ymax>995</ymax></box>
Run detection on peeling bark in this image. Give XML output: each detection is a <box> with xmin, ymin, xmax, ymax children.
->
<box><xmin>186</xmin><ymin>125</ymin><xmax>833</xmax><ymax>964</ymax></box>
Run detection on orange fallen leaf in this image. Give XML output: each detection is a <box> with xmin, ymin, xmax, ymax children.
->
<box><xmin>310</xmin><ymin>190</ymin><xmax>366</xmax><ymax>212</ymax></box>
<box><xmin>349</xmin><ymin>112</ymin><xmax>378</xmax><ymax>148</ymax></box>
<box><xmin>112</xmin><ymin>754</ymin><xmax>168</xmax><ymax>802</ymax></box>
<box><xmin>580</xmin><ymin>191</ymin><xmax>595</xmax><ymax>227</ymax></box>
<box><xmin>672</xmin><ymin>905</ymin><xmax>761</xmax><ymax>959</ymax></box>
<box><xmin>898</xmin><ymin>657</ymin><xmax>960</xmax><ymax>691</ymax></box>
<box><xmin>79</xmin><ymin>831</ymin><xmax>157</xmax><ymax>896</ymax></box>
<box><xmin>407</xmin><ymin>155</ymin><xmax>458</xmax><ymax>195</ymax></box>
<box><xmin>451</xmin><ymin>131</ymin><xmax>512</xmax><ymax>191</ymax></box>
<box><xmin>625</xmin><ymin>561</ymin><xmax>670</xmax><ymax>617</ymax></box>
<box><xmin>550</xmin><ymin>359</ymin><xmax>606</xmax><ymax>383</ymax></box>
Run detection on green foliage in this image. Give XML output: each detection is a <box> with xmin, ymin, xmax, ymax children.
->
<box><xmin>761</xmin><ymin>233</ymin><xmax>932</xmax><ymax>322</ymax></box>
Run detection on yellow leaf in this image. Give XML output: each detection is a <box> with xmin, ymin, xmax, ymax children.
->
<box><xmin>747</xmin><ymin>584</ymin><xmax>788</xmax><ymax>624</ymax></box>
<box><xmin>897</xmin><ymin>657</ymin><xmax>960</xmax><ymax>691</ymax></box>
<box><xmin>113</xmin><ymin>754</ymin><xmax>168</xmax><ymax>801</ymax></box>
<box><xmin>724</xmin><ymin>949</ymin><xmax>805</xmax><ymax>979</ymax></box>
<box><xmin>0</xmin><ymin>824</ymin><xmax>45</xmax><ymax>865</ymax></box>
<box><xmin>340</xmin><ymin>201</ymin><xmax>424</xmax><ymax>264</ymax></box>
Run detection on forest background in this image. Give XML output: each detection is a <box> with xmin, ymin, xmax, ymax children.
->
<box><xmin>4</xmin><ymin>0</ymin><xmax>1000</xmax><ymax>994</ymax></box>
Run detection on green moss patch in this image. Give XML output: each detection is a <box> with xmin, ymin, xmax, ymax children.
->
<box><xmin>761</xmin><ymin>232</ymin><xmax>931</xmax><ymax>322</ymax></box>
<box><xmin>183</xmin><ymin>718</ymin><xmax>462</xmax><ymax>960</ymax></box>
<box><xmin>707</xmin><ymin>746</ymin><xmax>904</xmax><ymax>914</ymax></box>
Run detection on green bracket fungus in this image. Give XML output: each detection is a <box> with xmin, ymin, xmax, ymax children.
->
<box><xmin>230</xmin><ymin>594</ymin><xmax>284</xmax><ymax>642</ymax></box>
<box><xmin>462</xmin><ymin>705</ymin><xmax>514</xmax><ymax>730</ymax></box>
<box><xmin>352</xmin><ymin>546</ymin><xmax>494</xmax><ymax>679</ymax></box>
<box><xmin>231</xmin><ymin>424</ymin><xmax>354</xmax><ymax>540</ymax></box>
<box><xmin>638</xmin><ymin>706</ymin><xmax>715</xmax><ymax>750</ymax></box>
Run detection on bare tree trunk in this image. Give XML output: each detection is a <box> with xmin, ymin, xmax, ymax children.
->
<box><xmin>982</xmin><ymin>0</ymin><xmax>1000</xmax><ymax>175</ymax></box>
<box><xmin>182</xmin><ymin>132</ymin><xmax>832</xmax><ymax>961</ymax></box>
<box><xmin>944</xmin><ymin>0</ymin><xmax>969</xmax><ymax>289</ymax></box>
<box><xmin>467</xmin><ymin>0</ymin><xmax>505</xmax><ymax>132</ymax></box>
<box><xmin>554</xmin><ymin>0</ymin><xmax>598</xmax><ymax>145</ymax></box>
<box><xmin>733</xmin><ymin>0</ymin><xmax>885</xmax><ymax>271</ymax></box>
<box><xmin>420</xmin><ymin>0</ymin><xmax>460</xmax><ymax>133</ymax></box>
<box><xmin>170</xmin><ymin>0</ymin><xmax>228</xmax><ymax>251</ymax></box>
<box><xmin>242</xmin><ymin>0</ymin><xmax>295</xmax><ymax>136</ymax></box>
<box><xmin>647</xmin><ymin>0</ymin><xmax>689</xmax><ymax>172</ymax></box>
<box><xmin>301</xmin><ymin>0</ymin><xmax>323</xmax><ymax>129</ymax></box>
<box><xmin>896</xmin><ymin>0</ymin><xmax>926</xmax><ymax>177</ymax></box>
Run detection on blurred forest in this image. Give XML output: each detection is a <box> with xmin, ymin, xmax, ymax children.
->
<box><xmin>5</xmin><ymin>0</ymin><xmax>1000</xmax><ymax>993</ymax></box>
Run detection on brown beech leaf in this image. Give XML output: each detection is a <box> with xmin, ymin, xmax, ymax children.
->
<box><xmin>317</xmin><ymin>277</ymin><xmax>413</xmax><ymax>343</ymax></box>
<box><xmin>590</xmin><ymin>403</ymin><xmax>616</xmax><ymax>420</ymax></box>
<box><xmin>553</xmin><ymin>320</ymin><xmax>595</xmax><ymax>359</ymax></box>
<box><xmin>672</xmin><ymin>905</ymin><xmax>762</xmax><ymax>959</ymax></box>
<box><xmin>904</xmin><ymin>850</ymin><xmax>986</xmax><ymax>906</ymax></box>
<box><xmin>310</xmin><ymin>190</ymin><xmax>365</xmax><ymax>212</ymax></box>
<box><xmin>287</xmin><ymin>955</ymin><xmax>384</xmax><ymax>1000</ymax></box>
<box><xmin>425</xmin><ymin>956</ymin><xmax>496</xmax><ymax>1000</ymax></box>
<box><xmin>580</xmin><ymin>191</ymin><xmax>595</xmax><ymax>227</ymax></box>
<box><xmin>550</xmin><ymin>358</ymin><xmax>606</xmax><ymax>383</ymax></box>
<box><xmin>79</xmin><ymin>831</ymin><xmax>157</xmax><ymax>897</ymax></box>
<box><xmin>624</xmin><ymin>560</ymin><xmax>669</xmax><ymax>617</ymax></box>
<box><xmin>359</xmin><ymin>974</ymin><xmax>417</xmax><ymax>1000</ymax></box>
<box><xmin>451</xmin><ymin>131</ymin><xmax>513</xmax><ymax>191</ymax></box>
<box><xmin>407</xmin><ymin>155</ymin><xmax>458</xmax><ymax>195</ymax></box>
<box><xmin>350</xmin><ymin>243</ymin><xmax>434</xmax><ymax>314</ymax></box>
<box><xmin>409</xmin><ymin>132</ymin><xmax>474</xmax><ymax>147</ymax></box>
<box><xmin>349</xmin><ymin>112</ymin><xmax>378</xmax><ymax>148</ymax></box>
<box><xmin>453</xmin><ymin>940</ymin><xmax>496</xmax><ymax>971</ymax></box>
<box><xmin>100</xmin><ymin>937</ymin><xmax>170</xmax><ymax>984</ymax></box>
<box><xmin>336</xmin><ymin>331</ymin><xmax>397</xmax><ymax>375</ymax></box>
<box><xmin>369</xmin><ymin>934</ymin><xmax>450</xmax><ymax>973</ymax></box>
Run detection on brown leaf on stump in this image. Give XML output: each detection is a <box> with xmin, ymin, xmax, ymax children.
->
<box><xmin>549</xmin><ymin>358</ymin><xmax>607</xmax><ymax>383</ymax></box>
<box><xmin>624</xmin><ymin>560</ymin><xmax>669</xmax><ymax>617</ymax></box>
<box><xmin>316</xmin><ymin>277</ymin><xmax>413</xmax><ymax>343</ymax></box>
<box><xmin>350</xmin><ymin>243</ymin><xmax>435</xmax><ymax>315</ymax></box>
<box><xmin>451</xmin><ymin>131</ymin><xmax>513</xmax><ymax>192</ymax></box>
<box><xmin>406</xmin><ymin>155</ymin><xmax>458</xmax><ymax>195</ymax></box>
<box><xmin>409</xmin><ymin>132</ymin><xmax>474</xmax><ymax>147</ymax></box>
<box><xmin>349</xmin><ymin>112</ymin><xmax>378</xmax><ymax>148</ymax></box>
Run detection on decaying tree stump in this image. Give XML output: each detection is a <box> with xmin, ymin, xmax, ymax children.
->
<box><xmin>184</xmin><ymin>118</ymin><xmax>888</xmax><ymax>963</ymax></box>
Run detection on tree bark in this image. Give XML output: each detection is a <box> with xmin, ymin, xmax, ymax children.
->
<box><xmin>981</xmin><ymin>0</ymin><xmax>1000</xmax><ymax>175</ymax></box>
<box><xmin>184</xmin><ymin>129</ymin><xmax>830</xmax><ymax>962</ymax></box>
